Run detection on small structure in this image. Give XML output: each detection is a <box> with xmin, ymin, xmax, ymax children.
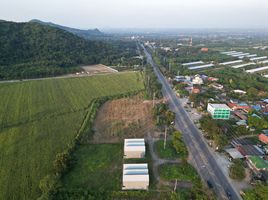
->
<box><xmin>259</xmin><ymin>133</ymin><xmax>268</xmax><ymax>144</ymax></box>
<box><xmin>225</xmin><ymin>148</ymin><xmax>244</xmax><ymax>159</ymax></box>
<box><xmin>124</xmin><ymin>139</ymin><xmax>145</xmax><ymax>159</ymax></box>
<box><xmin>233</xmin><ymin>90</ymin><xmax>247</xmax><ymax>94</ymax></box>
<box><xmin>227</xmin><ymin>102</ymin><xmax>250</xmax><ymax>112</ymax></box>
<box><xmin>247</xmin><ymin>156</ymin><xmax>268</xmax><ymax>172</ymax></box>
<box><xmin>192</xmin><ymin>86</ymin><xmax>201</xmax><ymax>94</ymax></box>
<box><xmin>207</xmin><ymin>77</ymin><xmax>219</xmax><ymax>82</ymax></box>
<box><xmin>192</xmin><ymin>75</ymin><xmax>204</xmax><ymax>85</ymax></box>
<box><xmin>201</xmin><ymin>48</ymin><xmax>209</xmax><ymax>52</ymax></box>
<box><xmin>210</xmin><ymin>83</ymin><xmax>224</xmax><ymax>90</ymax></box>
<box><xmin>122</xmin><ymin>164</ymin><xmax>149</xmax><ymax>190</ymax></box>
<box><xmin>237</xmin><ymin>145</ymin><xmax>264</xmax><ymax>157</ymax></box>
<box><xmin>207</xmin><ymin>103</ymin><xmax>231</xmax><ymax>120</ymax></box>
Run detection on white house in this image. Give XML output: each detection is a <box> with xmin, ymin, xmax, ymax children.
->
<box><xmin>122</xmin><ymin>164</ymin><xmax>149</xmax><ymax>190</ymax></box>
<box><xmin>124</xmin><ymin>139</ymin><xmax>145</xmax><ymax>159</ymax></box>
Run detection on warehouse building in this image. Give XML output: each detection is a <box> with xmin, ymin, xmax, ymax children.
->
<box><xmin>122</xmin><ymin>163</ymin><xmax>149</xmax><ymax>190</ymax></box>
<box><xmin>124</xmin><ymin>139</ymin><xmax>145</xmax><ymax>159</ymax></box>
<box><xmin>207</xmin><ymin>103</ymin><xmax>231</xmax><ymax>120</ymax></box>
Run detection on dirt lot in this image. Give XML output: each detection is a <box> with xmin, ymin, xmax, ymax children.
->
<box><xmin>92</xmin><ymin>95</ymin><xmax>156</xmax><ymax>143</ymax></box>
<box><xmin>82</xmin><ymin>64</ymin><xmax>118</xmax><ymax>75</ymax></box>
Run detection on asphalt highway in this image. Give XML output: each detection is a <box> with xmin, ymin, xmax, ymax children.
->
<box><xmin>142</xmin><ymin>45</ymin><xmax>242</xmax><ymax>200</ymax></box>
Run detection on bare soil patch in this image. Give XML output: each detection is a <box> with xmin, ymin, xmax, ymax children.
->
<box><xmin>92</xmin><ymin>95</ymin><xmax>156</xmax><ymax>143</ymax></box>
<box><xmin>82</xmin><ymin>64</ymin><xmax>118</xmax><ymax>75</ymax></box>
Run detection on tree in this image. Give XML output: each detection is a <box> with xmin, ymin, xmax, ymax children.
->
<box><xmin>229</xmin><ymin>159</ymin><xmax>245</xmax><ymax>180</ymax></box>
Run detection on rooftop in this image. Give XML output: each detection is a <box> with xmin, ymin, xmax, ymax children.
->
<box><xmin>248</xmin><ymin>156</ymin><xmax>268</xmax><ymax>169</ymax></box>
<box><xmin>208</xmin><ymin>103</ymin><xmax>231</xmax><ymax>110</ymax></box>
<box><xmin>123</xmin><ymin>164</ymin><xmax>149</xmax><ymax>182</ymax></box>
<box><xmin>124</xmin><ymin>138</ymin><xmax>145</xmax><ymax>152</ymax></box>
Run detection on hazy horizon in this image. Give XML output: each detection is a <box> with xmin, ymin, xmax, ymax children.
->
<box><xmin>1</xmin><ymin>0</ymin><xmax>267</xmax><ymax>29</ymax></box>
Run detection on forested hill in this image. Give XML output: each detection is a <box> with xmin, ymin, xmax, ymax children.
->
<box><xmin>0</xmin><ymin>20</ymin><xmax>136</xmax><ymax>80</ymax></box>
<box><xmin>30</xmin><ymin>19</ymin><xmax>105</xmax><ymax>39</ymax></box>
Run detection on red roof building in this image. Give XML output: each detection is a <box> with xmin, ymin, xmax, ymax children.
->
<box><xmin>201</xmin><ymin>48</ymin><xmax>209</xmax><ymax>52</ymax></box>
<box><xmin>259</xmin><ymin>133</ymin><xmax>268</xmax><ymax>144</ymax></box>
<box><xmin>227</xmin><ymin>102</ymin><xmax>251</xmax><ymax>112</ymax></box>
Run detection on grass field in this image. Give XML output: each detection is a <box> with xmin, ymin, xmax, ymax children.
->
<box><xmin>0</xmin><ymin>72</ymin><xmax>143</xmax><ymax>200</ymax></box>
<box><xmin>62</xmin><ymin>144</ymin><xmax>123</xmax><ymax>191</ymax></box>
<box><xmin>159</xmin><ymin>163</ymin><xmax>201</xmax><ymax>185</ymax></box>
<box><xmin>155</xmin><ymin>140</ymin><xmax>179</xmax><ymax>159</ymax></box>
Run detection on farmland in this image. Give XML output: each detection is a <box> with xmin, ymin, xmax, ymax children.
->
<box><xmin>0</xmin><ymin>72</ymin><xmax>143</xmax><ymax>200</ymax></box>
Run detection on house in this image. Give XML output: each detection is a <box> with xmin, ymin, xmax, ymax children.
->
<box><xmin>210</xmin><ymin>83</ymin><xmax>224</xmax><ymax>90</ymax></box>
<box><xmin>259</xmin><ymin>133</ymin><xmax>268</xmax><ymax>144</ymax></box>
<box><xmin>124</xmin><ymin>139</ymin><xmax>145</xmax><ymax>159</ymax></box>
<box><xmin>247</xmin><ymin>156</ymin><xmax>268</xmax><ymax>172</ymax></box>
<box><xmin>227</xmin><ymin>102</ymin><xmax>251</xmax><ymax>112</ymax></box>
<box><xmin>122</xmin><ymin>164</ymin><xmax>149</xmax><ymax>190</ymax></box>
<box><xmin>207</xmin><ymin>77</ymin><xmax>219</xmax><ymax>82</ymax></box>
<box><xmin>236</xmin><ymin>120</ymin><xmax>248</xmax><ymax>126</ymax></box>
<box><xmin>201</xmin><ymin>48</ymin><xmax>209</xmax><ymax>52</ymax></box>
<box><xmin>233</xmin><ymin>90</ymin><xmax>247</xmax><ymax>95</ymax></box>
<box><xmin>192</xmin><ymin>85</ymin><xmax>201</xmax><ymax>94</ymax></box>
<box><xmin>233</xmin><ymin>110</ymin><xmax>248</xmax><ymax>120</ymax></box>
<box><xmin>237</xmin><ymin>145</ymin><xmax>264</xmax><ymax>157</ymax></box>
<box><xmin>207</xmin><ymin>103</ymin><xmax>231</xmax><ymax>120</ymax></box>
<box><xmin>225</xmin><ymin>148</ymin><xmax>244</xmax><ymax>159</ymax></box>
<box><xmin>192</xmin><ymin>75</ymin><xmax>204</xmax><ymax>85</ymax></box>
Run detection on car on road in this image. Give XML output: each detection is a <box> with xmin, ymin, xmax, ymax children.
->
<box><xmin>206</xmin><ymin>180</ymin><xmax>213</xmax><ymax>188</ymax></box>
<box><xmin>225</xmin><ymin>189</ymin><xmax>232</xmax><ymax>199</ymax></box>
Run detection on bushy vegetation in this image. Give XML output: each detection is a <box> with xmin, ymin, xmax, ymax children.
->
<box><xmin>153</xmin><ymin>103</ymin><xmax>175</xmax><ymax>127</ymax></box>
<box><xmin>0</xmin><ymin>20</ymin><xmax>140</xmax><ymax>79</ymax></box>
<box><xmin>0</xmin><ymin>72</ymin><xmax>143</xmax><ymax>200</ymax></box>
<box><xmin>155</xmin><ymin>140</ymin><xmax>178</xmax><ymax>159</ymax></box>
<box><xmin>207</xmin><ymin>68</ymin><xmax>268</xmax><ymax>100</ymax></box>
<box><xmin>143</xmin><ymin>64</ymin><xmax>162</xmax><ymax>99</ymax></box>
<box><xmin>159</xmin><ymin>163</ymin><xmax>200</xmax><ymax>184</ymax></box>
<box><xmin>243</xmin><ymin>183</ymin><xmax>268</xmax><ymax>200</ymax></box>
<box><xmin>172</xmin><ymin>131</ymin><xmax>188</xmax><ymax>161</ymax></box>
<box><xmin>229</xmin><ymin>159</ymin><xmax>246</xmax><ymax>181</ymax></box>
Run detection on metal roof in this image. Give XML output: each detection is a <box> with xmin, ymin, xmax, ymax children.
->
<box><xmin>208</xmin><ymin>103</ymin><xmax>231</xmax><ymax>110</ymax></box>
<box><xmin>225</xmin><ymin>148</ymin><xmax>244</xmax><ymax>159</ymax></box>
<box><xmin>182</xmin><ymin>61</ymin><xmax>204</xmax><ymax>66</ymax></box>
<box><xmin>124</xmin><ymin>139</ymin><xmax>145</xmax><ymax>152</ymax></box>
<box><xmin>219</xmin><ymin>60</ymin><xmax>243</xmax><ymax>66</ymax></box>
<box><xmin>189</xmin><ymin>64</ymin><xmax>214</xmax><ymax>70</ymax></box>
<box><xmin>250</xmin><ymin>56</ymin><xmax>268</xmax><ymax>61</ymax></box>
<box><xmin>246</xmin><ymin>66</ymin><xmax>268</xmax><ymax>73</ymax></box>
<box><xmin>231</xmin><ymin>62</ymin><xmax>256</xmax><ymax>69</ymax></box>
<box><xmin>123</xmin><ymin>164</ymin><xmax>149</xmax><ymax>182</ymax></box>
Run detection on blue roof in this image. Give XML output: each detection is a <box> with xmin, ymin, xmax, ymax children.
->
<box><xmin>252</xmin><ymin>105</ymin><xmax>262</xmax><ymax>111</ymax></box>
<box><xmin>263</xmin><ymin>99</ymin><xmax>268</xmax><ymax>103</ymax></box>
<box><xmin>252</xmin><ymin>114</ymin><xmax>261</xmax><ymax>119</ymax></box>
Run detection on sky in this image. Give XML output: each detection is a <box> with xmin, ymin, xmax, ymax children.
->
<box><xmin>0</xmin><ymin>0</ymin><xmax>267</xmax><ymax>29</ymax></box>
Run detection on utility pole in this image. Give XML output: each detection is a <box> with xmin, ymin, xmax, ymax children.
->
<box><xmin>164</xmin><ymin>125</ymin><xmax>167</xmax><ymax>149</ymax></box>
<box><xmin>174</xmin><ymin>179</ymin><xmax>178</xmax><ymax>191</ymax></box>
<box><xmin>153</xmin><ymin>92</ymin><xmax>156</xmax><ymax>108</ymax></box>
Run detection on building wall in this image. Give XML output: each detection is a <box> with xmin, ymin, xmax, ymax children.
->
<box><xmin>207</xmin><ymin>104</ymin><xmax>230</xmax><ymax>120</ymax></box>
<box><xmin>124</xmin><ymin>151</ymin><xmax>145</xmax><ymax>159</ymax></box>
<box><xmin>122</xmin><ymin>181</ymin><xmax>149</xmax><ymax>190</ymax></box>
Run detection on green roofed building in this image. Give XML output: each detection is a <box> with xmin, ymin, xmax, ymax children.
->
<box><xmin>207</xmin><ymin>103</ymin><xmax>231</xmax><ymax>120</ymax></box>
<box><xmin>247</xmin><ymin>156</ymin><xmax>268</xmax><ymax>171</ymax></box>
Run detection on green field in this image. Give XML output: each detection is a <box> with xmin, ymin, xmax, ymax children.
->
<box><xmin>0</xmin><ymin>72</ymin><xmax>143</xmax><ymax>200</ymax></box>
